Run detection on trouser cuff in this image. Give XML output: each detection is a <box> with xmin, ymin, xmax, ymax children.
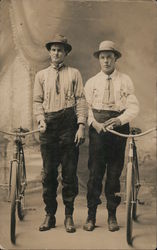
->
<box><xmin>88</xmin><ymin>206</ymin><xmax>97</xmax><ymax>219</ymax></box>
<box><xmin>107</xmin><ymin>195</ymin><xmax>121</xmax><ymax>212</ymax></box>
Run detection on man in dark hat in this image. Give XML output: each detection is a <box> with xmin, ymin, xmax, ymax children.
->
<box><xmin>83</xmin><ymin>40</ymin><xmax>139</xmax><ymax>232</ymax></box>
<box><xmin>33</xmin><ymin>34</ymin><xmax>87</xmax><ymax>233</ymax></box>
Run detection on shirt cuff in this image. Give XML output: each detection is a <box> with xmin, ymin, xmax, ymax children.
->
<box><xmin>88</xmin><ymin>116</ymin><xmax>96</xmax><ymax>126</ymax></box>
<box><xmin>77</xmin><ymin>116</ymin><xmax>86</xmax><ymax>125</ymax></box>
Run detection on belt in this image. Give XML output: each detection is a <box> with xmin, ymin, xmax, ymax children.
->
<box><xmin>45</xmin><ymin>106</ymin><xmax>75</xmax><ymax>116</ymax></box>
<box><xmin>92</xmin><ymin>109</ymin><xmax>125</xmax><ymax>123</ymax></box>
<box><xmin>92</xmin><ymin>109</ymin><xmax>124</xmax><ymax>115</ymax></box>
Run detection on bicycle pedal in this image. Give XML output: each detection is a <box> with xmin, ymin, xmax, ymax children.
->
<box><xmin>135</xmin><ymin>183</ymin><xmax>141</xmax><ymax>188</ymax></box>
<box><xmin>138</xmin><ymin>200</ymin><xmax>145</xmax><ymax>205</ymax></box>
<box><xmin>19</xmin><ymin>194</ymin><xmax>24</xmax><ymax>199</ymax></box>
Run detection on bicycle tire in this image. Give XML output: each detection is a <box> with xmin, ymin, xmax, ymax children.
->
<box><xmin>132</xmin><ymin>197</ymin><xmax>137</xmax><ymax>221</ymax></box>
<box><xmin>17</xmin><ymin>150</ymin><xmax>26</xmax><ymax>220</ymax></box>
<box><xmin>126</xmin><ymin>162</ymin><xmax>133</xmax><ymax>245</ymax></box>
<box><xmin>132</xmin><ymin>160</ymin><xmax>137</xmax><ymax>221</ymax></box>
<box><xmin>10</xmin><ymin>162</ymin><xmax>17</xmax><ymax>244</ymax></box>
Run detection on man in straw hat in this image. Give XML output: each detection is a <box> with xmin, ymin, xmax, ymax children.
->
<box><xmin>33</xmin><ymin>34</ymin><xmax>87</xmax><ymax>233</ymax></box>
<box><xmin>83</xmin><ymin>40</ymin><xmax>139</xmax><ymax>232</ymax></box>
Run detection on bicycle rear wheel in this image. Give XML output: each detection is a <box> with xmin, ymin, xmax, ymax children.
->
<box><xmin>126</xmin><ymin>162</ymin><xmax>133</xmax><ymax>245</ymax></box>
<box><xmin>17</xmin><ymin>150</ymin><xmax>26</xmax><ymax>220</ymax></box>
<box><xmin>10</xmin><ymin>162</ymin><xmax>17</xmax><ymax>244</ymax></box>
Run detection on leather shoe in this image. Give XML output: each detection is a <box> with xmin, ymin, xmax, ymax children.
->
<box><xmin>64</xmin><ymin>215</ymin><xmax>76</xmax><ymax>233</ymax></box>
<box><xmin>39</xmin><ymin>214</ymin><xmax>56</xmax><ymax>231</ymax></box>
<box><xmin>108</xmin><ymin>215</ymin><xmax>119</xmax><ymax>232</ymax></box>
<box><xmin>83</xmin><ymin>218</ymin><xmax>95</xmax><ymax>231</ymax></box>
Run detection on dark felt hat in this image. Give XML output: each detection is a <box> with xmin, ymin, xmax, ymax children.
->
<box><xmin>45</xmin><ymin>34</ymin><xmax>72</xmax><ymax>53</ymax></box>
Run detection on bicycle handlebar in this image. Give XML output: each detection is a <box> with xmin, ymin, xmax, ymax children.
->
<box><xmin>0</xmin><ymin>129</ymin><xmax>40</xmax><ymax>137</ymax></box>
<box><xmin>0</xmin><ymin>127</ymin><xmax>156</xmax><ymax>138</ymax></box>
<box><xmin>106</xmin><ymin>127</ymin><xmax>156</xmax><ymax>138</ymax></box>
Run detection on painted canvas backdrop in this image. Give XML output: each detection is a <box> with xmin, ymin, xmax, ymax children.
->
<box><xmin>0</xmin><ymin>0</ymin><xmax>156</xmax><ymax>192</ymax></box>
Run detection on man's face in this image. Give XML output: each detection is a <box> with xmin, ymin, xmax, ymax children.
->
<box><xmin>49</xmin><ymin>44</ymin><xmax>66</xmax><ymax>65</ymax></box>
<box><xmin>99</xmin><ymin>51</ymin><xmax>116</xmax><ymax>75</ymax></box>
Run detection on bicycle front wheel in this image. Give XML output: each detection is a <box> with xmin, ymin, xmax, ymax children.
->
<box><xmin>126</xmin><ymin>162</ymin><xmax>133</xmax><ymax>245</ymax></box>
<box><xmin>17</xmin><ymin>151</ymin><xmax>26</xmax><ymax>220</ymax></box>
<box><xmin>10</xmin><ymin>162</ymin><xmax>18</xmax><ymax>244</ymax></box>
<box><xmin>132</xmin><ymin>152</ymin><xmax>139</xmax><ymax>221</ymax></box>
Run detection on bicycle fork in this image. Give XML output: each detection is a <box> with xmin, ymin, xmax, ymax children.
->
<box><xmin>8</xmin><ymin>159</ymin><xmax>18</xmax><ymax>202</ymax></box>
<box><xmin>126</xmin><ymin>139</ymin><xmax>144</xmax><ymax>206</ymax></box>
<box><xmin>124</xmin><ymin>140</ymin><xmax>135</xmax><ymax>205</ymax></box>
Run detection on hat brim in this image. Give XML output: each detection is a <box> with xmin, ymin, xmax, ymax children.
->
<box><xmin>45</xmin><ymin>42</ymin><xmax>72</xmax><ymax>53</ymax></box>
<box><xmin>93</xmin><ymin>49</ymin><xmax>121</xmax><ymax>59</ymax></box>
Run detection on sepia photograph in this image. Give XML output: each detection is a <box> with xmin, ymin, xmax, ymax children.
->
<box><xmin>0</xmin><ymin>0</ymin><xmax>156</xmax><ymax>249</ymax></box>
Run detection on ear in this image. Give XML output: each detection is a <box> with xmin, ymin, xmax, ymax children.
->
<box><xmin>64</xmin><ymin>49</ymin><xmax>68</xmax><ymax>56</ymax></box>
<box><xmin>114</xmin><ymin>55</ymin><xmax>118</xmax><ymax>61</ymax></box>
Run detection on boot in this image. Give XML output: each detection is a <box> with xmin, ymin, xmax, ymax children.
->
<box><xmin>83</xmin><ymin>206</ymin><xmax>97</xmax><ymax>231</ymax></box>
<box><xmin>64</xmin><ymin>215</ymin><xmax>76</xmax><ymax>233</ymax></box>
<box><xmin>83</xmin><ymin>217</ymin><xmax>95</xmax><ymax>231</ymax></box>
<box><xmin>108</xmin><ymin>210</ymin><xmax>119</xmax><ymax>232</ymax></box>
<box><xmin>39</xmin><ymin>214</ymin><xmax>56</xmax><ymax>231</ymax></box>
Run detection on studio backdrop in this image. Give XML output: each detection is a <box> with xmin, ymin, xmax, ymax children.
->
<box><xmin>0</xmin><ymin>0</ymin><xmax>156</xmax><ymax>193</ymax></box>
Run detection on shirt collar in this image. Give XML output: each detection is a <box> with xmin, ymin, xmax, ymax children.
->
<box><xmin>100</xmin><ymin>69</ymin><xmax>118</xmax><ymax>80</ymax></box>
<box><xmin>51</xmin><ymin>62</ymin><xmax>65</xmax><ymax>71</ymax></box>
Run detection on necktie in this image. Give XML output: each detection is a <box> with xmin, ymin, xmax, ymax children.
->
<box><xmin>107</xmin><ymin>76</ymin><xmax>115</xmax><ymax>104</ymax></box>
<box><xmin>55</xmin><ymin>70</ymin><xmax>60</xmax><ymax>95</ymax></box>
<box><xmin>51</xmin><ymin>62</ymin><xmax>64</xmax><ymax>95</ymax></box>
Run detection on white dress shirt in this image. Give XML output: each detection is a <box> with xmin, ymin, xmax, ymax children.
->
<box><xmin>84</xmin><ymin>69</ymin><xmax>139</xmax><ymax>126</ymax></box>
<box><xmin>33</xmin><ymin>65</ymin><xmax>87</xmax><ymax>124</ymax></box>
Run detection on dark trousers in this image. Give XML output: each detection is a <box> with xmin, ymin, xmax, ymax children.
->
<box><xmin>87</xmin><ymin>110</ymin><xmax>129</xmax><ymax>218</ymax></box>
<box><xmin>40</xmin><ymin>107</ymin><xmax>79</xmax><ymax>216</ymax></box>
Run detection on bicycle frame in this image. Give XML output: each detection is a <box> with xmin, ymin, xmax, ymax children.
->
<box><xmin>0</xmin><ymin>127</ymin><xmax>39</xmax><ymax>244</ymax></box>
<box><xmin>0</xmin><ymin>127</ymin><xmax>39</xmax><ymax>202</ymax></box>
<box><xmin>8</xmin><ymin>134</ymin><xmax>26</xmax><ymax>201</ymax></box>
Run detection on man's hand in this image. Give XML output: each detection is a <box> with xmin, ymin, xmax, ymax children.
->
<box><xmin>92</xmin><ymin>120</ymin><xmax>106</xmax><ymax>134</ymax></box>
<box><xmin>74</xmin><ymin>124</ymin><xmax>85</xmax><ymax>147</ymax></box>
<box><xmin>38</xmin><ymin>120</ymin><xmax>46</xmax><ymax>133</ymax></box>
<box><xmin>104</xmin><ymin>117</ymin><xmax>121</xmax><ymax>130</ymax></box>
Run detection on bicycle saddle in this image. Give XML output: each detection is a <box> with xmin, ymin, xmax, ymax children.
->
<box><xmin>130</xmin><ymin>127</ymin><xmax>142</xmax><ymax>135</ymax></box>
<box><xmin>12</xmin><ymin>127</ymin><xmax>30</xmax><ymax>133</ymax></box>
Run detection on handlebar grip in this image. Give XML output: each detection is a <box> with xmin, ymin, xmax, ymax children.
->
<box><xmin>130</xmin><ymin>127</ymin><xmax>142</xmax><ymax>135</ymax></box>
<box><xmin>12</xmin><ymin>127</ymin><xmax>30</xmax><ymax>133</ymax></box>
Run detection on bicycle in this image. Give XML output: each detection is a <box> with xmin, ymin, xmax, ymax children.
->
<box><xmin>0</xmin><ymin>127</ymin><xmax>39</xmax><ymax>244</ymax></box>
<box><xmin>106</xmin><ymin>126</ymin><xmax>156</xmax><ymax>245</ymax></box>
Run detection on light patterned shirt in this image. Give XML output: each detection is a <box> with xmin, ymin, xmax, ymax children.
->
<box><xmin>33</xmin><ymin>65</ymin><xmax>87</xmax><ymax>124</ymax></box>
<box><xmin>84</xmin><ymin>69</ymin><xmax>139</xmax><ymax>126</ymax></box>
